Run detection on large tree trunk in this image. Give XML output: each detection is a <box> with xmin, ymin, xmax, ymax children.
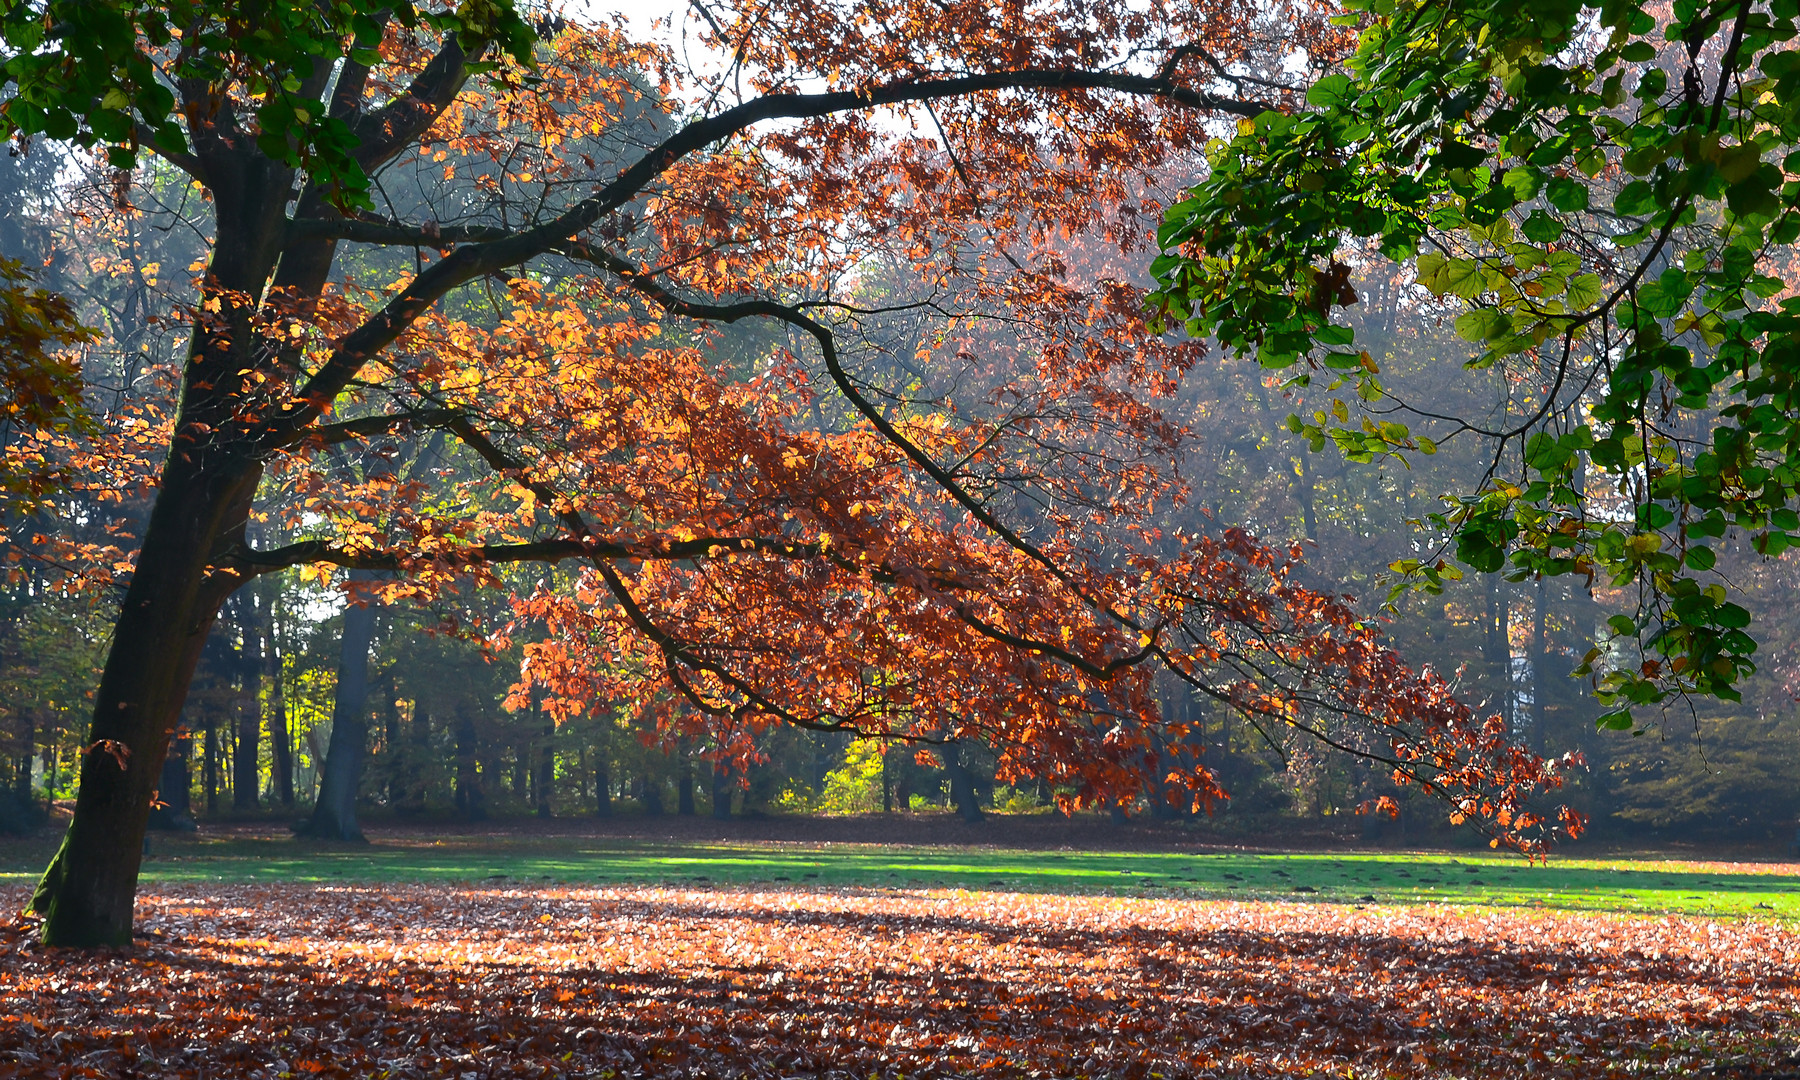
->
<box><xmin>1531</xmin><ymin>575</ymin><xmax>1549</xmax><ymax>754</ymax></box>
<box><xmin>593</xmin><ymin>754</ymin><xmax>611</xmax><ymax>818</ymax></box>
<box><xmin>265</xmin><ymin>581</ymin><xmax>294</xmax><ymax>807</ymax></box>
<box><xmin>677</xmin><ymin>747</ymin><xmax>696</xmax><ymax>816</ymax></box>
<box><xmin>639</xmin><ymin>774</ymin><xmax>663</xmax><ymax>817</ymax></box>
<box><xmin>13</xmin><ymin>708</ymin><xmax>32</xmax><ymax>800</ymax></box>
<box><xmin>405</xmin><ymin>704</ymin><xmax>430</xmax><ymax>812</ymax></box>
<box><xmin>710</xmin><ymin>760</ymin><xmax>733</xmax><ymax>820</ymax></box>
<box><xmin>384</xmin><ymin>689</ymin><xmax>404</xmax><ymax>807</ymax></box>
<box><xmin>233</xmin><ymin>595</ymin><xmax>263</xmax><ymax>812</ymax></box>
<box><xmin>28</xmin><ymin>116</ymin><xmax>299</xmax><ymax>944</ymax></box>
<box><xmin>1485</xmin><ymin>573</ymin><xmax>1510</xmax><ymax>728</ymax></box>
<box><xmin>454</xmin><ymin>704</ymin><xmax>485</xmax><ymax>822</ymax></box>
<box><xmin>28</xmin><ymin>450</ymin><xmax>261</xmax><ymax>945</ymax></box>
<box><xmin>202</xmin><ymin>711</ymin><xmax>219</xmax><ymax>816</ymax></box>
<box><xmin>298</xmin><ymin>575</ymin><xmax>379</xmax><ymax>841</ymax></box>
<box><xmin>944</xmin><ymin>742</ymin><xmax>984</xmax><ymax>823</ymax></box>
<box><xmin>534</xmin><ymin>719</ymin><xmax>554</xmax><ymax>818</ymax></box>
<box><xmin>145</xmin><ymin>728</ymin><xmax>195</xmax><ymax>832</ymax></box>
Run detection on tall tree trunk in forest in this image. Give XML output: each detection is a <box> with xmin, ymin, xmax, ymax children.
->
<box><xmin>454</xmin><ymin>704</ymin><xmax>485</xmax><ymax>822</ymax></box>
<box><xmin>407</xmin><ymin>705</ymin><xmax>430</xmax><ymax>812</ymax></box>
<box><xmin>1294</xmin><ymin>452</ymin><xmax>1318</xmax><ymax>542</ymax></box>
<box><xmin>882</xmin><ymin>745</ymin><xmax>893</xmax><ymax>813</ymax></box>
<box><xmin>593</xmin><ymin>754</ymin><xmax>611</xmax><ymax>817</ymax></box>
<box><xmin>384</xmin><ymin>690</ymin><xmax>403</xmax><ymax>807</ymax></box>
<box><xmin>203</xmin><ymin>713</ymin><xmax>219</xmax><ymax>817</ymax></box>
<box><xmin>1485</xmin><ymin>573</ymin><xmax>1510</xmax><ymax>729</ymax></box>
<box><xmin>943</xmin><ymin>742</ymin><xmax>984</xmax><ymax>823</ymax></box>
<box><xmin>265</xmin><ymin>582</ymin><xmax>293</xmax><ymax>807</ymax></box>
<box><xmin>233</xmin><ymin>595</ymin><xmax>263</xmax><ymax>812</ymax></box>
<box><xmin>300</xmin><ymin>575</ymin><xmax>379</xmax><ymax>841</ymax></box>
<box><xmin>535</xmin><ymin>719</ymin><xmax>554</xmax><ymax>818</ymax></box>
<box><xmin>146</xmin><ymin>729</ymin><xmax>194</xmax><ymax>832</ymax></box>
<box><xmin>1531</xmin><ymin>575</ymin><xmax>1549</xmax><ymax>754</ymax></box>
<box><xmin>640</xmin><ymin>774</ymin><xmax>663</xmax><ymax>817</ymax></box>
<box><xmin>711</xmin><ymin>760</ymin><xmax>733</xmax><ymax>820</ymax></box>
<box><xmin>29</xmin><ymin>141</ymin><xmax>303</xmax><ymax>943</ymax></box>
<box><xmin>677</xmin><ymin>744</ymin><xmax>696</xmax><ymax>816</ymax></box>
<box><xmin>13</xmin><ymin>708</ymin><xmax>31</xmax><ymax>800</ymax></box>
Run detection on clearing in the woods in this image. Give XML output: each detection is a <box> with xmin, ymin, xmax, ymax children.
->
<box><xmin>3</xmin><ymin>820</ymin><xmax>1798</xmax><ymax>1078</ymax></box>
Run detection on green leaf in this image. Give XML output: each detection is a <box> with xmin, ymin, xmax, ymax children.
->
<box><xmin>1565</xmin><ymin>274</ymin><xmax>1604</xmax><ymax>309</ymax></box>
<box><xmin>1596</xmin><ymin>710</ymin><xmax>1636</xmax><ymax>731</ymax></box>
<box><xmin>1714</xmin><ymin>603</ymin><xmax>1751</xmax><ymax>629</ymax></box>
<box><xmin>1520</xmin><ymin>209</ymin><xmax>1563</xmax><ymax>243</ymax></box>
<box><xmin>1424</xmin><ymin>258</ymin><xmax>1488</xmax><ymax>300</ymax></box>
<box><xmin>1545</xmin><ymin>176</ymin><xmax>1591</xmax><ymax>212</ymax></box>
<box><xmin>1501</xmin><ymin>165</ymin><xmax>1542</xmax><ymax>201</ymax></box>
<box><xmin>1306</xmin><ymin>74</ymin><xmax>1354</xmax><ymax>107</ymax></box>
<box><xmin>1614</xmin><ymin>181</ymin><xmax>1658</xmax><ymax>217</ymax></box>
<box><xmin>1455</xmin><ymin>308</ymin><xmax>1512</xmax><ymax>342</ymax></box>
<box><xmin>1524</xmin><ymin>431</ymin><xmax>1572</xmax><ymax>471</ymax></box>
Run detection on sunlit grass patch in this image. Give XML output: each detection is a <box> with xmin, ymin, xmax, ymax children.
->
<box><xmin>5</xmin><ymin>826</ymin><xmax>1796</xmax><ymax>921</ymax></box>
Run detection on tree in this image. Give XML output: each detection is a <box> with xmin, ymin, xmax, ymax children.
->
<box><xmin>7</xmin><ymin>0</ymin><xmax>1580</xmax><ymax>947</ymax></box>
<box><xmin>1152</xmin><ymin>0</ymin><xmax>1800</xmax><ymax>728</ymax></box>
<box><xmin>297</xmin><ymin>572</ymin><xmax>379</xmax><ymax>840</ymax></box>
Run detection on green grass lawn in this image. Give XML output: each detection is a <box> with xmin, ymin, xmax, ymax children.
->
<box><xmin>5</xmin><ymin>825</ymin><xmax>1797</xmax><ymax>920</ymax></box>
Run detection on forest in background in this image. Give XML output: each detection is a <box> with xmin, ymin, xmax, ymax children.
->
<box><xmin>2</xmin><ymin>120</ymin><xmax>1794</xmax><ymax>851</ymax></box>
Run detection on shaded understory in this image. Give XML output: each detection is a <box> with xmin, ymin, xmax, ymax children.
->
<box><xmin>4</xmin><ymin>881</ymin><xmax>1799</xmax><ymax>1079</ymax></box>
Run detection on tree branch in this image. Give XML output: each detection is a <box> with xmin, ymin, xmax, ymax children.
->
<box><xmin>351</xmin><ymin>36</ymin><xmax>477</xmax><ymax>172</ymax></box>
<box><xmin>290</xmin><ymin>407</ymin><xmax>468</xmax><ymax>450</ymax></box>
<box><xmin>133</xmin><ymin>122</ymin><xmax>205</xmax><ymax>182</ymax></box>
<box><xmin>266</xmin><ymin>67</ymin><xmax>1267</xmax><ymax>445</ymax></box>
<box><xmin>229</xmin><ymin>531</ymin><xmax>834</xmax><ymax>577</ymax></box>
<box><xmin>286</xmin><ymin>216</ymin><xmax>513</xmax><ymax>247</ymax></box>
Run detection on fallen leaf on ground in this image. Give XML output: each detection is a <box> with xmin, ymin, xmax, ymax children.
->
<box><xmin>2</xmin><ymin>883</ymin><xmax>1795</xmax><ymax>1078</ymax></box>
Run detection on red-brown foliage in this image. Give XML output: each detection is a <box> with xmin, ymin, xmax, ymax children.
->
<box><xmin>4</xmin><ymin>882</ymin><xmax>1795</xmax><ymax>1078</ymax></box>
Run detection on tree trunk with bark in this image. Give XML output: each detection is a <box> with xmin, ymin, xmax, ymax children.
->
<box><xmin>28</xmin><ymin>451</ymin><xmax>263</xmax><ymax>944</ymax></box>
<box><xmin>405</xmin><ymin>704</ymin><xmax>431</xmax><ymax>813</ymax></box>
<box><xmin>265</xmin><ymin>581</ymin><xmax>294</xmax><ymax>807</ymax></box>
<box><xmin>943</xmin><ymin>743</ymin><xmax>984</xmax><ymax>823</ymax></box>
<box><xmin>677</xmin><ymin>744</ymin><xmax>696</xmax><ymax>816</ymax></box>
<box><xmin>145</xmin><ymin>728</ymin><xmax>195</xmax><ymax>832</ymax></box>
<box><xmin>384</xmin><ymin>688</ymin><xmax>404</xmax><ymax>808</ymax></box>
<box><xmin>27</xmin><ymin>102</ymin><xmax>304</xmax><ymax>942</ymax></box>
<box><xmin>593</xmin><ymin>756</ymin><xmax>611</xmax><ymax>817</ymax></box>
<box><xmin>233</xmin><ymin>595</ymin><xmax>263</xmax><ymax>812</ymax></box>
<box><xmin>454</xmin><ymin>704</ymin><xmax>485</xmax><ymax>822</ymax></box>
<box><xmin>639</xmin><ymin>774</ymin><xmax>663</xmax><ymax>817</ymax></box>
<box><xmin>535</xmin><ymin>719</ymin><xmax>554</xmax><ymax>818</ymax></box>
<box><xmin>711</xmin><ymin>760</ymin><xmax>733</xmax><ymax>820</ymax></box>
<box><xmin>298</xmin><ymin>575</ymin><xmax>379</xmax><ymax>841</ymax></box>
<box><xmin>1531</xmin><ymin>575</ymin><xmax>1549</xmax><ymax>754</ymax></box>
<box><xmin>13</xmin><ymin>708</ymin><xmax>32</xmax><ymax>800</ymax></box>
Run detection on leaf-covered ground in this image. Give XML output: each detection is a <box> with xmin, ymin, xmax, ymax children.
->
<box><xmin>4</xmin><ymin>881</ymin><xmax>1798</xmax><ymax>1079</ymax></box>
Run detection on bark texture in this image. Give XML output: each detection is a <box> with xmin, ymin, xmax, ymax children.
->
<box><xmin>298</xmin><ymin>577</ymin><xmax>379</xmax><ymax>841</ymax></box>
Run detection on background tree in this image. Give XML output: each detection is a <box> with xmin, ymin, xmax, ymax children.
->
<box><xmin>1153</xmin><ymin>0</ymin><xmax>1800</xmax><ymax>730</ymax></box>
